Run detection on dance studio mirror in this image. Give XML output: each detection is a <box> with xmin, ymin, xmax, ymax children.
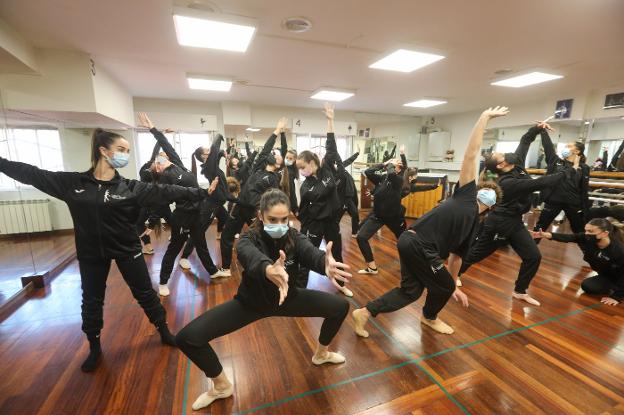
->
<box><xmin>0</xmin><ymin>106</ymin><xmax>89</xmax><ymax>308</ymax></box>
<box><xmin>360</xmin><ymin>137</ymin><xmax>398</xmax><ymax>164</ymax></box>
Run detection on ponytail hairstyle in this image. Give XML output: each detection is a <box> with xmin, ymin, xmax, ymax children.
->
<box><xmin>191</xmin><ymin>146</ymin><xmax>205</xmax><ymax>176</ymax></box>
<box><xmin>250</xmin><ymin>188</ymin><xmax>295</xmax><ymax>254</ymax></box>
<box><xmin>279</xmin><ymin>163</ymin><xmax>290</xmax><ymax>197</ymax></box>
<box><xmin>588</xmin><ymin>218</ymin><xmax>624</xmax><ymax>243</ymax></box>
<box><xmin>573</xmin><ymin>141</ymin><xmax>586</xmax><ymax>164</ymax></box>
<box><xmin>402</xmin><ymin>167</ymin><xmax>418</xmax><ymax>193</ymax></box>
<box><xmin>91</xmin><ymin>128</ymin><xmax>123</xmax><ymax>169</ymax></box>
<box><xmin>297</xmin><ymin>150</ymin><xmax>321</xmax><ymax>171</ymax></box>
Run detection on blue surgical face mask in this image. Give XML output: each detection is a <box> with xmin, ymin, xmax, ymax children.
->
<box><xmin>106</xmin><ymin>152</ymin><xmax>130</xmax><ymax>169</ymax></box>
<box><xmin>477</xmin><ymin>188</ymin><xmax>497</xmax><ymax>208</ymax></box>
<box><xmin>285</xmin><ymin>159</ymin><xmax>294</xmax><ymax>167</ymax></box>
<box><xmin>156</xmin><ymin>155</ymin><xmax>168</xmax><ymax>165</ymax></box>
<box><xmin>561</xmin><ymin>148</ymin><xmax>571</xmax><ymax>158</ymax></box>
<box><xmin>263</xmin><ymin>223</ymin><xmax>289</xmax><ymax>239</ymax></box>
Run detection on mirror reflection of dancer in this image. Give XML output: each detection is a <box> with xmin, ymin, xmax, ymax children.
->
<box><xmin>352</xmin><ymin>107</ymin><xmax>507</xmax><ymax>337</ymax></box>
<box><xmin>0</xmin><ymin>128</ymin><xmax>218</xmax><ymax>372</ymax></box>
<box><xmin>176</xmin><ymin>189</ymin><xmax>352</xmax><ymax>410</ymax></box>
<box><xmin>456</xmin><ymin>124</ymin><xmax>576</xmax><ymax>305</ymax></box>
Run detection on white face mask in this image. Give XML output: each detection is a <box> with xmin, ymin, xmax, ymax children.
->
<box><xmin>285</xmin><ymin>159</ymin><xmax>294</xmax><ymax>167</ymax></box>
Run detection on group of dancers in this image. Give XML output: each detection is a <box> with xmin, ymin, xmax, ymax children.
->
<box><xmin>1</xmin><ymin>103</ymin><xmax>623</xmax><ymax>411</ymax></box>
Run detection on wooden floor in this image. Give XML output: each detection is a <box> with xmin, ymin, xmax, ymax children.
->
<box><xmin>0</xmin><ymin>231</ymin><xmax>75</xmax><ymax>305</ymax></box>
<box><xmin>1</xmin><ymin>210</ymin><xmax>623</xmax><ymax>415</ymax></box>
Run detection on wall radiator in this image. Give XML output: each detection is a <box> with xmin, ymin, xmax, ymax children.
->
<box><xmin>0</xmin><ymin>199</ymin><xmax>52</xmax><ymax>235</ymax></box>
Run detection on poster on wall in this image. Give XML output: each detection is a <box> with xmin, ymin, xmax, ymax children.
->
<box><xmin>604</xmin><ymin>92</ymin><xmax>624</xmax><ymax>109</ymax></box>
<box><xmin>554</xmin><ymin>99</ymin><xmax>573</xmax><ymax>119</ymax></box>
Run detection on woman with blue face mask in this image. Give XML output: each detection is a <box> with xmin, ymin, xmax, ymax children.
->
<box><xmin>175</xmin><ymin>188</ymin><xmax>352</xmax><ymax>411</ymax></box>
<box><xmin>137</xmin><ymin>112</ymin><xmax>222</xmax><ymax>295</ymax></box>
<box><xmin>0</xmin><ymin>128</ymin><xmax>220</xmax><ymax>372</ymax></box>
<box><xmin>533</xmin><ymin>218</ymin><xmax>624</xmax><ymax>306</ymax></box>
<box><xmin>533</xmin><ymin>121</ymin><xmax>590</xmax><ymax>236</ymax></box>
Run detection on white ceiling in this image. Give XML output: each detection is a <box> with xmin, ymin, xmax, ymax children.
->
<box><xmin>1</xmin><ymin>0</ymin><xmax>623</xmax><ymax>116</ymax></box>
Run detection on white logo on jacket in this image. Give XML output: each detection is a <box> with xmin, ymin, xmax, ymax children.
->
<box><xmin>103</xmin><ymin>190</ymin><xmax>127</xmax><ymax>202</ymax></box>
<box><xmin>74</xmin><ymin>189</ymin><xmax>85</xmax><ymax>193</ymax></box>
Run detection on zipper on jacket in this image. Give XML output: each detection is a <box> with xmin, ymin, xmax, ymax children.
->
<box><xmin>95</xmin><ymin>184</ymin><xmax>105</xmax><ymax>258</ymax></box>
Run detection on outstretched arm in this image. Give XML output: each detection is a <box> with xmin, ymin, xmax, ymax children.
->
<box><xmin>458</xmin><ymin>106</ymin><xmax>509</xmax><ymax>187</ymax></box>
<box><xmin>0</xmin><ymin>157</ymin><xmax>72</xmax><ymax>201</ymax></box>
<box><xmin>138</xmin><ymin>112</ymin><xmax>184</xmax><ymax>168</ymax></box>
<box><xmin>203</xmin><ymin>134</ymin><xmax>224</xmax><ymax>179</ymax></box>
<box><xmin>514</xmin><ymin>126</ymin><xmax>541</xmax><ymax>165</ymax></box>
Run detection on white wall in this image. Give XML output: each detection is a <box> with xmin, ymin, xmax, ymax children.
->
<box><xmin>133</xmin><ymin>97</ymin><xmax>221</xmax><ymax>132</ymax></box>
<box><xmin>92</xmin><ymin>60</ymin><xmax>134</xmax><ymax>127</ymax></box>
<box><xmin>0</xmin><ymin>49</ymin><xmax>96</xmax><ymax>112</ymax></box>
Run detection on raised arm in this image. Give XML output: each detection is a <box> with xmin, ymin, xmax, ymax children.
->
<box><xmin>343</xmin><ymin>151</ymin><xmax>360</xmax><ymax>168</ymax></box>
<box><xmin>138</xmin><ymin>112</ymin><xmax>184</xmax><ymax>168</ymax></box>
<box><xmin>538</xmin><ymin>128</ymin><xmax>558</xmax><ymax>165</ymax></box>
<box><xmin>514</xmin><ymin>126</ymin><xmax>541</xmax><ymax>166</ymax></box>
<box><xmin>400</xmin><ymin>144</ymin><xmax>408</xmax><ymax>169</ymax></box>
<box><xmin>280</xmin><ymin>132</ymin><xmax>288</xmax><ymax>162</ymax></box>
<box><xmin>203</xmin><ymin>134</ymin><xmax>224</xmax><ymax>180</ymax></box>
<box><xmin>458</xmin><ymin>106</ymin><xmax>509</xmax><ymax>187</ymax></box>
<box><xmin>253</xmin><ymin>118</ymin><xmax>287</xmax><ymax>171</ymax></box>
<box><xmin>388</xmin><ymin>144</ymin><xmax>397</xmax><ymax>159</ymax></box>
<box><xmin>364</xmin><ymin>164</ymin><xmax>385</xmax><ymax>185</ymax></box>
<box><xmin>0</xmin><ymin>157</ymin><xmax>73</xmax><ymax>201</ymax></box>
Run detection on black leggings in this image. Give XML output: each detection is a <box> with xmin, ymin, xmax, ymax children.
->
<box><xmin>136</xmin><ymin>206</ymin><xmax>173</xmax><ymax>245</ymax></box>
<box><xmin>356</xmin><ymin>213</ymin><xmax>406</xmax><ymax>263</ymax></box>
<box><xmin>581</xmin><ymin>274</ymin><xmax>617</xmax><ymax>296</ymax></box>
<box><xmin>219</xmin><ymin>205</ymin><xmax>256</xmax><ymax>269</ymax></box>
<box><xmin>160</xmin><ymin>210</ymin><xmax>218</xmax><ymax>283</ymax></box>
<box><xmin>176</xmin><ymin>289</ymin><xmax>350</xmax><ymax>378</ymax></box>
<box><xmin>344</xmin><ymin>197</ymin><xmax>360</xmax><ymax>235</ymax></box>
<box><xmin>79</xmin><ymin>255</ymin><xmax>167</xmax><ymax>337</ymax></box>
<box><xmin>297</xmin><ymin>219</ymin><xmax>343</xmax><ymax>288</ymax></box>
<box><xmin>534</xmin><ymin>203</ymin><xmax>585</xmax><ymax>234</ymax></box>
<box><xmin>460</xmin><ymin>214</ymin><xmax>541</xmax><ymax>294</ymax></box>
<box><xmin>366</xmin><ymin>231</ymin><xmax>454</xmax><ymax>320</ymax></box>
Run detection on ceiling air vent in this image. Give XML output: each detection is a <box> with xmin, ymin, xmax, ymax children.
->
<box><xmin>282</xmin><ymin>17</ymin><xmax>312</xmax><ymax>33</ymax></box>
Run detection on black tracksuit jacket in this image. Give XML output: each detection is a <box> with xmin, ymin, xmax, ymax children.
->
<box><xmin>0</xmin><ymin>157</ymin><xmax>208</xmax><ymax>260</ymax></box>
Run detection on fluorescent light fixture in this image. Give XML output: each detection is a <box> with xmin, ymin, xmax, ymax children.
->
<box><xmin>403</xmin><ymin>99</ymin><xmax>447</xmax><ymax>108</ymax></box>
<box><xmin>584</xmin><ymin>121</ymin><xmax>591</xmax><ymax>125</ymax></box>
<box><xmin>491</xmin><ymin>71</ymin><xmax>563</xmax><ymax>88</ymax></box>
<box><xmin>187</xmin><ymin>75</ymin><xmax>232</xmax><ymax>91</ymax></box>
<box><xmin>246</xmin><ymin>127</ymin><xmax>261</xmax><ymax>132</ymax></box>
<box><xmin>173</xmin><ymin>7</ymin><xmax>256</xmax><ymax>52</ymax></box>
<box><xmin>369</xmin><ymin>49</ymin><xmax>445</xmax><ymax>73</ymax></box>
<box><xmin>310</xmin><ymin>88</ymin><xmax>355</xmax><ymax>102</ymax></box>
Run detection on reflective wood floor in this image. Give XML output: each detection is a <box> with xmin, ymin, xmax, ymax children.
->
<box><xmin>1</xmin><ymin>210</ymin><xmax>623</xmax><ymax>414</ymax></box>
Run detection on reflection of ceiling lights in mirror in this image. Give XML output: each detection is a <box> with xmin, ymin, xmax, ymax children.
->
<box><xmin>491</xmin><ymin>71</ymin><xmax>563</xmax><ymax>88</ymax></box>
<box><xmin>187</xmin><ymin>75</ymin><xmax>232</xmax><ymax>91</ymax></box>
<box><xmin>369</xmin><ymin>49</ymin><xmax>445</xmax><ymax>73</ymax></box>
<box><xmin>245</xmin><ymin>127</ymin><xmax>261</xmax><ymax>132</ymax></box>
<box><xmin>311</xmin><ymin>88</ymin><xmax>355</xmax><ymax>102</ymax></box>
<box><xmin>173</xmin><ymin>7</ymin><xmax>256</xmax><ymax>52</ymax></box>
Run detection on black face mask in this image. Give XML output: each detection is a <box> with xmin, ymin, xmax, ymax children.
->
<box><xmin>586</xmin><ymin>234</ymin><xmax>599</xmax><ymax>244</ymax></box>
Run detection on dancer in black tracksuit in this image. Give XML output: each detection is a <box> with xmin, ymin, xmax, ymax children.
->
<box><xmin>457</xmin><ymin>125</ymin><xmax>575</xmax><ymax>306</ymax></box>
<box><xmin>534</xmin><ymin>122</ymin><xmax>590</xmax><ymax>235</ymax></box>
<box><xmin>352</xmin><ymin>107</ymin><xmax>507</xmax><ymax>337</ymax></box>
<box><xmin>216</xmin><ymin>118</ymin><xmax>288</xmax><ymax>277</ymax></box>
<box><xmin>137</xmin><ymin>113</ymin><xmax>220</xmax><ymax>295</ymax></box>
<box><xmin>356</xmin><ymin>147</ymin><xmax>440</xmax><ymax>275</ymax></box>
<box><xmin>176</xmin><ymin>189</ymin><xmax>351</xmax><ymax>410</ymax></box>
<box><xmin>533</xmin><ymin>218</ymin><xmax>624</xmax><ymax>306</ymax></box>
<box><xmin>335</xmin><ymin>150</ymin><xmax>360</xmax><ymax>236</ymax></box>
<box><xmin>0</xmin><ymin>129</ymin><xmax>218</xmax><ymax>372</ymax></box>
<box><xmin>178</xmin><ymin>135</ymin><xmax>235</xmax><ymax>269</ymax></box>
<box><xmin>296</xmin><ymin>103</ymin><xmax>351</xmax><ymax>297</ymax></box>
<box><xmin>285</xmin><ymin>149</ymin><xmax>300</xmax><ymax>216</ymax></box>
